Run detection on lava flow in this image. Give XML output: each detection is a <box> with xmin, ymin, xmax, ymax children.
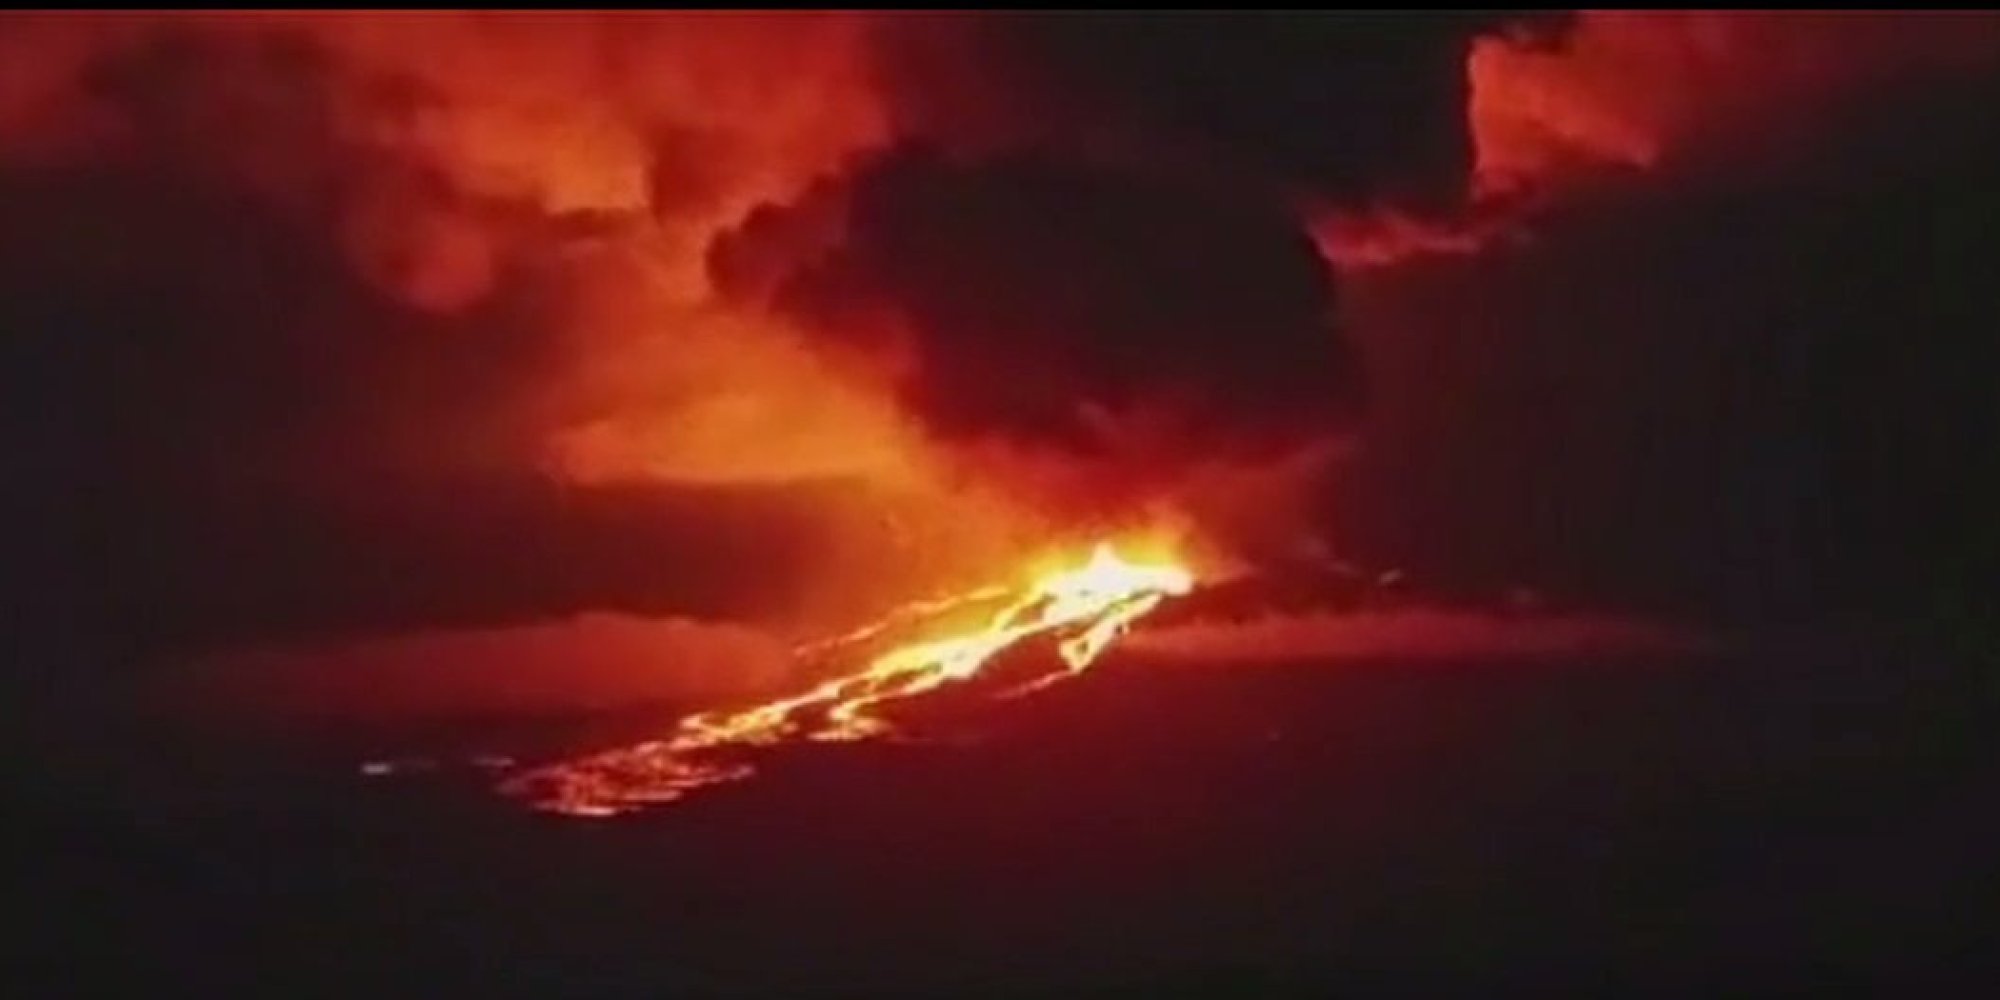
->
<box><xmin>500</xmin><ymin>542</ymin><xmax>1195</xmax><ymax>817</ymax></box>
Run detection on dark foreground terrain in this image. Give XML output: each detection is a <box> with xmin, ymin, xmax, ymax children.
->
<box><xmin>17</xmin><ymin>642</ymin><xmax>1997</xmax><ymax>997</ymax></box>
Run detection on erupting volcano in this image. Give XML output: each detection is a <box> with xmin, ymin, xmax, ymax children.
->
<box><xmin>501</xmin><ymin>541</ymin><xmax>1195</xmax><ymax>816</ymax></box>
<box><xmin>13</xmin><ymin>11</ymin><xmax>1999</xmax><ymax>992</ymax></box>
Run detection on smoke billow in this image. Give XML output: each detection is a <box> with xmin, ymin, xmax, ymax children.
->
<box><xmin>2</xmin><ymin>11</ymin><xmax>1531</xmax><ymax>686</ymax></box>
<box><xmin>17</xmin><ymin>11</ymin><xmax>1991</xmax><ymax>721</ymax></box>
<box><xmin>709</xmin><ymin>148</ymin><xmax>1357</xmax><ymax>465</ymax></box>
<box><xmin>700</xmin><ymin>13</ymin><xmax>1540</xmax><ymax>521</ymax></box>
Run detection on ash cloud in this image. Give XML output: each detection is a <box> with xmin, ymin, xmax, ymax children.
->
<box><xmin>709</xmin><ymin>14</ymin><xmax>1549</xmax><ymax>493</ymax></box>
<box><xmin>710</xmin><ymin>148</ymin><xmax>1359</xmax><ymax>462</ymax></box>
<box><xmin>8</xmin><ymin>10</ymin><xmax>1993</xmax><ymax>730</ymax></box>
<box><xmin>0</xmin><ymin>12</ymin><xmax>1557</xmax><ymax>693</ymax></box>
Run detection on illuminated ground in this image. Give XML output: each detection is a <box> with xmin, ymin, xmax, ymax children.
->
<box><xmin>19</xmin><ymin>643</ymin><xmax>1994</xmax><ymax>995</ymax></box>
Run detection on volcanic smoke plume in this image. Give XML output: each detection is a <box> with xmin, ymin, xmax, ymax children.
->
<box><xmin>4</xmin><ymin>12</ymin><xmax>1997</xmax><ymax>734</ymax></box>
<box><xmin>708</xmin><ymin>148</ymin><xmax>1357</xmax><ymax>464</ymax></box>
<box><xmin>0</xmin><ymin>12</ymin><xmax>1515</xmax><ymax>683</ymax></box>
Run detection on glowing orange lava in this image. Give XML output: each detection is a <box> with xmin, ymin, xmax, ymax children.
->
<box><xmin>500</xmin><ymin>542</ymin><xmax>1195</xmax><ymax>817</ymax></box>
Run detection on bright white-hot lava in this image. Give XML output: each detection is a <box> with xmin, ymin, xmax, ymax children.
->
<box><xmin>500</xmin><ymin>542</ymin><xmax>1195</xmax><ymax>817</ymax></box>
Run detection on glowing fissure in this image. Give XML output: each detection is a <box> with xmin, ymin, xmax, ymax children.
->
<box><xmin>500</xmin><ymin>542</ymin><xmax>1193</xmax><ymax>817</ymax></box>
